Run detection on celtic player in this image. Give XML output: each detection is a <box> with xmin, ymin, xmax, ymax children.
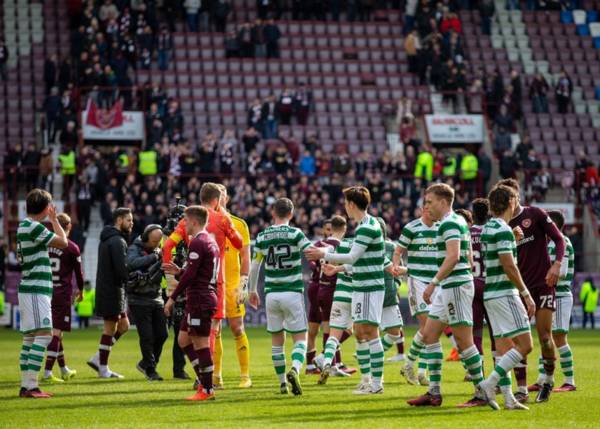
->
<box><xmin>407</xmin><ymin>184</ymin><xmax>493</xmax><ymax>408</ymax></box>
<box><xmin>248</xmin><ymin>198</ymin><xmax>311</xmax><ymax>396</ymax></box>
<box><xmin>530</xmin><ymin>210</ymin><xmax>576</xmax><ymax>392</ymax></box>
<box><xmin>478</xmin><ymin>185</ymin><xmax>536</xmax><ymax>411</ymax></box>
<box><xmin>396</xmin><ymin>206</ymin><xmax>438</xmax><ymax>386</ymax></box>
<box><xmin>306</xmin><ymin>186</ymin><xmax>402</xmax><ymax>395</ymax></box>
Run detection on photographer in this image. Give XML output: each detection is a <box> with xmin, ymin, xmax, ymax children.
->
<box><xmin>127</xmin><ymin>224</ymin><xmax>168</xmax><ymax>381</ymax></box>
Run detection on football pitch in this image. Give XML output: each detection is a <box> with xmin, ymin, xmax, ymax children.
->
<box><xmin>0</xmin><ymin>327</ymin><xmax>599</xmax><ymax>429</ymax></box>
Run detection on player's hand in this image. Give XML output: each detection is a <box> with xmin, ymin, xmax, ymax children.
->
<box><xmin>524</xmin><ymin>295</ymin><xmax>536</xmax><ymax>319</ymax></box>
<box><xmin>237</xmin><ymin>275</ymin><xmax>249</xmax><ymax>304</ymax></box>
<box><xmin>321</xmin><ymin>263</ymin><xmax>340</xmax><ymax>277</ymax></box>
<box><xmin>164</xmin><ymin>298</ymin><xmax>174</xmax><ymax>317</ymax></box>
<box><xmin>47</xmin><ymin>204</ymin><xmax>58</xmax><ymax>222</ymax></box>
<box><xmin>512</xmin><ymin>226</ymin><xmax>524</xmax><ymax>242</ymax></box>
<box><xmin>74</xmin><ymin>290</ymin><xmax>84</xmax><ymax>304</ymax></box>
<box><xmin>304</xmin><ymin>246</ymin><xmax>326</xmax><ymax>261</ymax></box>
<box><xmin>545</xmin><ymin>262</ymin><xmax>560</xmax><ymax>287</ymax></box>
<box><xmin>423</xmin><ymin>283</ymin><xmax>436</xmax><ymax>305</ymax></box>
<box><xmin>248</xmin><ymin>291</ymin><xmax>260</xmax><ymax>310</ymax></box>
<box><xmin>165</xmin><ymin>274</ymin><xmax>178</xmax><ymax>297</ymax></box>
<box><xmin>162</xmin><ymin>262</ymin><xmax>181</xmax><ymax>276</ymax></box>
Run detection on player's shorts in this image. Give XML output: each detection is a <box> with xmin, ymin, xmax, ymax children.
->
<box><xmin>485</xmin><ymin>294</ymin><xmax>531</xmax><ymax>339</ymax></box>
<box><xmin>18</xmin><ymin>293</ymin><xmax>52</xmax><ymax>334</ymax></box>
<box><xmin>317</xmin><ymin>286</ymin><xmax>335</xmax><ymax>323</ymax></box>
<box><xmin>472</xmin><ymin>279</ymin><xmax>486</xmax><ymax>330</ymax></box>
<box><xmin>408</xmin><ymin>277</ymin><xmax>435</xmax><ymax>316</ymax></box>
<box><xmin>181</xmin><ymin>307</ymin><xmax>214</xmax><ymax>337</ymax></box>
<box><xmin>329</xmin><ymin>300</ymin><xmax>352</xmax><ymax>330</ymax></box>
<box><xmin>307</xmin><ymin>282</ymin><xmax>321</xmax><ymax>324</ymax></box>
<box><xmin>214</xmin><ymin>281</ymin><xmax>226</xmax><ymax>320</ymax></box>
<box><xmin>51</xmin><ymin>304</ymin><xmax>72</xmax><ymax>332</ymax></box>
<box><xmin>266</xmin><ymin>291</ymin><xmax>307</xmax><ymax>334</ymax></box>
<box><xmin>429</xmin><ymin>282</ymin><xmax>474</xmax><ymax>327</ymax></box>
<box><xmin>552</xmin><ymin>294</ymin><xmax>573</xmax><ymax>334</ymax></box>
<box><xmin>529</xmin><ymin>284</ymin><xmax>556</xmax><ymax>312</ymax></box>
<box><xmin>381</xmin><ymin>304</ymin><xmax>404</xmax><ymax>330</ymax></box>
<box><xmin>352</xmin><ymin>290</ymin><xmax>384</xmax><ymax>326</ymax></box>
<box><xmin>225</xmin><ymin>281</ymin><xmax>245</xmax><ymax>319</ymax></box>
<box><xmin>103</xmin><ymin>312</ymin><xmax>128</xmax><ymax>322</ymax></box>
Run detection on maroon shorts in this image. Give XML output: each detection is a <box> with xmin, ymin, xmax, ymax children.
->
<box><xmin>307</xmin><ymin>282</ymin><xmax>321</xmax><ymax>324</ymax></box>
<box><xmin>181</xmin><ymin>307</ymin><xmax>214</xmax><ymax>337</ymax></box>
<box><xmin>530</xmin><ymin>284</ymin><xmax>556</xmax><ymax>312</ymax></box>
<box><xmin>104</xmin><ymin>312</ymin><xmax>128</xmax><ymax>322</ymax></box>
<box><xmin>472</xmin><ymin>279</ymin><xmax>486</xmax><ymax>330</ymax></box>
<box><xmin>52</xmin><ymin>305</ymin><xmax>72</xmax><ymax>332</ymax></box>
<box><xmin>317</xmin><ymin>286</ymin><xmax>335</xmax><ymax>323</ymax></box>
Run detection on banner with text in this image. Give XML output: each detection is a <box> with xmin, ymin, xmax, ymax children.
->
<box><xmin>425</xmin><ymin>114</ymin><xmax>485</xmax><ymax>143</ymax></box>
<box><xmin>83</xmin><ymin>102</ymin><xmax>144</xmax><ymax>141</ymax></box>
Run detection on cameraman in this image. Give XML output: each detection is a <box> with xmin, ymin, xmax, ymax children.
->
<box><xmin>127</xmin><ymin>224</ymin><xmax>168</xmax><ymax>381</ymax></box>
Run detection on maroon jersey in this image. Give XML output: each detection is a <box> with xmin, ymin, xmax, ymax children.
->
<box><xmin>49</xmin><ymin>239</ymin><xmax>84</xmax><ymax>306</ymax></box>
<box><xmin>315</xmin><ymin>237</ymin><xmax>341</xmax><ymax>291</ymax></box>
<box><xmin>470</xmin><ymin>225</ymin><xmax>485</xmax><ymax>283</ymax></box>
<box><xmin>509</xmin><ymin>206</ymin><xmax>565</xmax><ymax>289</ymax></box>
<box><xmin>171</xmin><ymin>231</ymin><xmax>220</xmax><ymax>308</ymax></box>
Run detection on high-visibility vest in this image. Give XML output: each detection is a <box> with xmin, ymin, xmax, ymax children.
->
<box><xmin>0</xmin><ymin>291</ymin><xmax>5</xmax><ymax>316</ymax></box>
<box><xmin>59</xmin><ymin>151</ymin><xmax>76</xmax><ymax>175</ymax></box>
<box><xmin>442</xmin><ymin>156</ymin><xmax>457</xmax><ymax>177</ymax></box>
<box><xmin>414</xmin><ymin>151</ymin><xmax>433</xmax><ymax>181</ymax></box>
<box><xmin>460</xmin><ymin>153</ymin><xmax>479</xmax><ymax>180</ymax></box>
<box><xmin>580</xmin><ymin>282</ymin><xmax>599</xmax><ymax>313</ymax></box>
<box><xmin>138</xmin><ymin>150</ymin><xmax>158</xmax><ymax>176</ymax></box>
<box><xmin>119</xmin><ymin>153</ymin><xmax>129</xmax><ymax>168</ymax></box>
<box><xmin>76</xmin><ymin>288</ymin><xmax>95</xmax><ymax>317</ymax></box>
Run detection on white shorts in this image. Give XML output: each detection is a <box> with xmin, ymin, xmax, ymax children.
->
<box><xmin>485</xmin><ymin>295</ymin><xmax>531</xmax><ymax>339</ymax></box>
<box><xmin>352</xmin><ymin>290</ymin><xmax>384</xmax><ymax>326</ymax></box>
<box><xmin>381</xmin><ymin>304</ymin><xmax>404</xmax><ymax>330</ymax></box>
<box><xmin>18</xmin><ymin>293</ymin><xmax>52</xmax><ymax>334</ymax></box>
<box><xmin>330</xmin><ymin>300</ymin><xmax>352</xmax><ymax>330</ymax></box>
<box><xmin>266</xmin><ymin>291</ymin><xmax>307</xmax><ymax>334</ymax></box>
<box><xmin>553</xmin><ymin>294</ymin><xmax>573</xmax><ymax>334</ymax></box>
<box><xmin>408</xmin><ymin>277</ymin><xmax>436</xmax><ymax>316</ymax></box>
<box><xmin>429</xmin><ymin>283</ymin><xmax>474</xmax><ymax>327</ymax></box>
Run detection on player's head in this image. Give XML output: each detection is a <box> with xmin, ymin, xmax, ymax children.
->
<box><xmin>113</xmin><ymin>207</ymin><xmax>133</xmax><ymax>234</ymax></box>
<box><xmin>487</xmin><ymin>185</ymin><xmax>518</xmax><ymax>217</ymax></box>
<box><xmin>424</xmin><ymin>183</ymin><xmax>454</xmax><ymax>221</ymax></box>
<box><xmin>216</xmin><ymin>183</ymin><xmax>229</xmax><ymax>208</ymax></box>
<box><xmin>375</xmin><ymin>217</ymin><xmax>388</xmax><ymax>240</ymax></box>
<box><xmin>200</xmin><ymin>182</ymin><xmax>222</xmax><ymax>209</ymax></box>
<box><xmin>547</xmin><ymin>210</ymin><xmax>565</xmax><ymax>231</ymax></box>
<box><xmin>496</xmin><ymin>178</ymin><xmax>520</xmax><ymax>206</ymax></box>
<box><xmin>330</xmin><ymin>215</ymin><xmax>347</xmax><ymax>238</ymax></box>
<box><xmin>322</xmin><ymin>218</ymin><xmax>333</xmax><ymax>238</ymax></box>
<box><xmin>25</xmin><ymin>188</ymin><xmax>52</xmax><ymax>217</ymax></box>
<box><xmin>184</xmin><ymin>205</ymin><xmax>209</xmax><ymax>235</ymax></box>
<box><xmin>454</xmin><ymin>209</ymin><xmax>473</xmax><ymax>227</ymax></box>
<box><xmin>472</xmin><ymin>198</ymin><xmax>490</xmax><ymax>225</ymax></box>
<box><xmin>57</xmin><ymin>213</ymin><xmax>72</xmax><ymax>236</ymax></box>
<box><xmin>272</xmin><ymin>198</ymin><xmax>294</xmax><ymax>222</ymax></box>
<box><xmin>342</xmin><ymin>186</ymin><xmax>371</xmax><ymax>218</ymax></box>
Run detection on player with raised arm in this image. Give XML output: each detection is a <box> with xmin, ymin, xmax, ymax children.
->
<box><xmin>478</xmin><ymin>185</ymin><xmax>536</xmax><ymax>411</ymax></box>
<box><xmin>216</xmin><ymin>184</ymin><xmax>253</xmax><ymax>388</ymax></box>
<box><xmin>43</xmin><ymin>213</ymin><xmax>84</xmax><ymax>383</ymax></box>
<box><xmin>17</xmin><ymin>189</ymin><xmax>68</xmax><ymax>398</ymax></box>
<box><xmin>163</xmin><ymin>206</ymin><xmax>220</xmax><ymax>402</ymax></box>
<box><xmin>498</xmin><ymin>178</ymin><xmax>565</xmax><ymax>403</ymax></box>
<box><xmin>247</xmin><ymin>198</ymin><xmax>312</xmax><ymax>395</ymax></box>
<box><xmin>305</xmin><ymin>186</ymin><xmax>402</xmax><ymax>395</ymax></box>
<box><xmin>530</xmin><ymin>210</ymin><xmax>577</xmax><ymax>393</ymax></box>
<box><xmin>396</xmin><ymin>206</ymin><xmax>438</xmax><ymax>386</ymax></box>
<box><xmin>407</xmin><ymin>184</ymin><xmax>493</xmax><ymax>408</ymax></box>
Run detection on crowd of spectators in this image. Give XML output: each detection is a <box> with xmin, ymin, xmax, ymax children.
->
<box><xmin>224</xmin><ymin>19</ymin><xmax>282</xmax><ymax>58</ymax></box>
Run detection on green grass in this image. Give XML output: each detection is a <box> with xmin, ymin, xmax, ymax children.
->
<box><xmin>0</xmin><ymin>327</ymin><xmax>598</xmax><ymax>428</ymax></box>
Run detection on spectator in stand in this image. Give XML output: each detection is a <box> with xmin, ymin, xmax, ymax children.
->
<box><xmin>294</xmin><ymin>83</ymin><xmax>312</xmax><ymax>126</ymax></box>
<box><xmin>38</xmin><ymin>148</ymin><xmax>54</xmax><ymax>192</ymax></box>
<box><xmin>44</xmin><ymin>54</ymin><xmax>58</xmax><ymax>95</ymax></box>
<box><xmin>493</xmin><ymin>126</ymin><xmax>512</xmax><ymax>158</ymax></box>
<box><xmin>479</xmin><ymin>0</ymin><xmax>495</xmax><ymax>36</ymax></box>
<box><xmin>219</xmin><ymin>140</ymin><xmax>235</xmax><ymax>174</ymax></box>
<box><xmin>494</xmin><ymin>104</ymin><xmax>514</xmax><ymax>131</ymax></box>
<box><xmin>530</xmin><ymin>168</ymin><xmax>551</xmax><ymax>201</ymax></box>
<box><xmin>529</xmin><ymin>73</ymin><xmax>550</xmax><ymax>113</ymax></box>
<box><xmin>157</xmin><ymin>26</ymin><xmax>173</xmax><ymax>71</ymax></box>
<box><xmin>261</xmin><ymin>95</ymin><xmax>279</xmax><ymax>139</ymax></box>
<box><xmin>278</xmin><ymin>88</ymin><xmax>294</xmax><ymax>125</ymax></box>
<box><xmin>477</xmin><ymin>147</ymin><xmax>492</xmax><ymax>192</ymax></box>
<box><xmin>22</xmin><ymin>143</ymin><xmax>41</xmax><ymax>191</ymax></box>
<box><xmin>523</xmin><ymin>148</ymin><xmax>542</xmax><ymax>184</ymax></box>
<box><xmin>238</xmin><ymin>23</ymin><xmax>254</xmax><ymax>58</ymax></box>
<box><xmin>99</xmin><ymin>0</ymin><xmax>120</xmax><ymax>22</ymax></box>
<box><xmin>499</xmin><ymin>149</ymin><xmax>518</xmax><ymax>179</ymax></box>
<box><xmin>225</xmin><ymin>31</ymin><xmax>240</xmax><ymax>57</ymax></box>
<box><xmin>213</xmin><ymin>0</ymin><xmax>231</xmax><ymax>33</ymax></box>
<box><xmin>440</xmin><ymin>11</ymin><xmax>462</xmax><ymax>35</ymax></box>
<box><xmin>509</xmin><ymin>68</ymin><xmax>522</xmax><ymax>119</ymax></box>
<box><xmin>247</xmin><ymin>98</ymin><xmax>264</xmax><ymax>133</ymax></box>
<box><xmin>252</xmin><ymin>19</ymin><xmax>267</xmax><ymax>58</ymax></box>
<box><xmin>44</xmin><ymin>86</ymin><xmax>62</xmax><ymax>143</ymax></box>
<box><xmin>242</xmin><ymin>126</ymin><xmax>260</xmax><ymax>154</ymax></box>
<box><xmin>405</xmin><ymin>29</ymin><xmax>421</xmax><ymax>74</ymax></box>
<box><xmin>77</xmin><ymin>175</ymin><xmax>93</xmax><ymax>231</ymax></box>
<box><xmin>264</xmin><ymin>19</ymin><xmax>281</xmax><ymax>59</ymax></box>
<box><xmin>299</xmin><ymin>150</ymin><xmax>316</xmax><ymax>176</ymax></box>
<box><xmin>555</xmin><ymin>69</ymin><xmax>573</xmax><ymax>114</ymax></box>
<box><xmin>515</xmin><ymin>134</ymin><xmax>533</xmax><ymax>167</ymax></box>
<box><xmin>183</xmin><ymin>0</ymin><xmax>200</xmax><ymax>32</ymax></box>
<box><xmin>0</xmin><ymin>38</ymin><xmax>8</xmax><ymax>81</ymax></box>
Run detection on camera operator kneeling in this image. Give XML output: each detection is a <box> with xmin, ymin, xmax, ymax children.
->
<box><xmin>127</xmin><ymin>224</ymin><xmax>168</xmax><ymax>381</ymax></box>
